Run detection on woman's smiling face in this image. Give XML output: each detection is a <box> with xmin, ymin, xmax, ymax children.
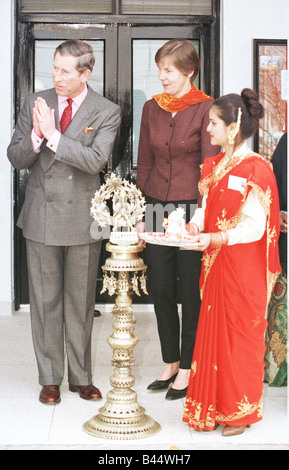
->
<box><xmin>157</xmin><ymin>59</ymin><xmax>193</xmax><ymax>98</ymax></box>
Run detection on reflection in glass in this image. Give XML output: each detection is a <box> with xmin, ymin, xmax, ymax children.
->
<box><xmin>34</xmin><ymin>40</ymin><xmax>104</xmax><ymax>95</ymax></box>
<box><xmin>132</xmin><ymin>39</ymin><xmax>199</xmax><ymax>165</ymax></box>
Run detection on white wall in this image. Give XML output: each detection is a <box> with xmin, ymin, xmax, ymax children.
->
<box><xmin>0</xmin><ymin>0</ymin><xmax>13</xmax><ymax>315</ymax></box>
<box><xmin>221</xmin><ymin>0</ymin><xmax>289</xmax><ymax>95</ymax></box>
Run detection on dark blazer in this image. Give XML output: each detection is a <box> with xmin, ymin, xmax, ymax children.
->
<box><xmin>136</xmin><ymin>98</ymin><xmax>219</xmax><ymax>203</ymax></box>
<box><xmin>7</xmin><ymin>85</ymin><xmax>121</xmax><ymax>245</ymax></box>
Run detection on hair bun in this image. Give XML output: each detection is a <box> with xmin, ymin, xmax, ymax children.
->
<box><xmin>241</xmin><ymin>88</ymin><xmax>264</xmax><ymax>119</ymax></box>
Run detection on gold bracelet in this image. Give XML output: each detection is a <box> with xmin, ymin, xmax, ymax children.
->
<box><xmin>210</xmin><ymin>231</ymin><xmax>229</xmax><ymax>249</ymax></box>
<box><xmin>186</xmin><ymin>222</ymin><xmax>199</xmax><ymax>236</ymax></box>
<box><xmin>221</xmin><ymin>231</ymin><xmax>229</xmax><ymax>245</ymax></box>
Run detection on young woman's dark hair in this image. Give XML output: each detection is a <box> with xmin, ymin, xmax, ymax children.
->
<box><xmin>213</xmin><ymin>88</ymin><xmax>264</xmax><ymax>140</ymax></box>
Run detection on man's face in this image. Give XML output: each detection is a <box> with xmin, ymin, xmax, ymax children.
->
<box><xmin>52</xmin><ymin>52</ymin><xmax>91</xmax><ymax>98</ymax></box>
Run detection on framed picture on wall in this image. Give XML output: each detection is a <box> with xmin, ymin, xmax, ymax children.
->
<box><xmin>253</xmin><ymin>39</ymin><xmax>287</xmax><ymax>160</ymax></box>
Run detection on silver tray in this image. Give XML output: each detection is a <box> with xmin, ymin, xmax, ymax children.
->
<box><xmin>139</xmin><ymin>232</ymin><xmax>198</xmax><ymax>247</ymax></box>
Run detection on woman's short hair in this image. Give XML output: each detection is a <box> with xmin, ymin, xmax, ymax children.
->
<box><xmin>213</xmin><ymin>88</ymin><xmax>264</xmax><ymax>139</ymax></box>
<box><xmin>155</xmin><ymin>39</ymin><xmax>200</xmax><ymax>83</ymax></box>
<box><xmin>55</xmin><ymin>39</ymin><xmax>95</xmax><ymax>73</ymax></box>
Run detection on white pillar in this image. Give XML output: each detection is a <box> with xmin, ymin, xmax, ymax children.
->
<box><xmin>0</xmin><ymin>0</ymin><xmax>14</xmax><ymax>315</ymax></box>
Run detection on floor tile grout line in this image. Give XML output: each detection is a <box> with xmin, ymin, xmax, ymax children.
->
<box><xmin>47</xmin><ymin>406</ymin><xmax>57</xmax><ymax>442</ymax></box>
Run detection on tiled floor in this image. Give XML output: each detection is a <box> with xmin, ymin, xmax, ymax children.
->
<box><xmin>0</xmin><ymin>305</ymin><xmax>288</xmax><ymax>450</ymax></box>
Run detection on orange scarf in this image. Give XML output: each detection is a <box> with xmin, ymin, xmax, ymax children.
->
<box><xmin>152</xmin><ymin>84</ymin><xmax>214</xmax><ymax>113</ymax></box>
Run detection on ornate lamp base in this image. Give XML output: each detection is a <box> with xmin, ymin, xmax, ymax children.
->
<box><xmin>83</xmin><ymin>399</ymin><xmax>161</xmax><ymax>440</ymax></box>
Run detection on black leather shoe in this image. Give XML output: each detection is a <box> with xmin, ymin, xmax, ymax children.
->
<box><xmin>165</xmin><ymin>386</ymin><xmax>188</xmax><ymax>400</ymax></box>
<box><xmin>147</xmin><ymin>373</ymin><xmax>178</xmax><ymax>391</ymax></box>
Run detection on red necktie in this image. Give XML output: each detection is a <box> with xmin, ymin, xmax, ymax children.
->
<box><xmin>60</xmin><ymin>98</ymin><xmax>73</xmax><ymax>133</ymax></box>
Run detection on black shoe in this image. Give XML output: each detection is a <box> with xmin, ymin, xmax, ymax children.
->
<box><xmin>147</xmin><ymin>373</ymin><xmax>178</xmax><ymax>391</ymax></box>
<box><xmin>165</xmin><ymin>386</ymin><xmax>188</xmax><ymax>400</ymax></box>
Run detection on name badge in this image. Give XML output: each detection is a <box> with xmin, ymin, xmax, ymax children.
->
<box><xmin>228</xmin><ymin>175</ymin><xmax>247</xmax><ymax>193</ymax></box>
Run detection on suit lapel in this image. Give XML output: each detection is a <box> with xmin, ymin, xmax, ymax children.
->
<box><xmin>45</xmin><ymin>89</ymin><xmax>60</xmax><ymax>130</ymax></box>
<box><xmin>40</xmin><ymin>90</ymin><xmax>60</xmax><ymax>172</ymax></box>
<box><xmin>45</xmin><ymin>86</ymin><xmax>98</xmax><ymax>171</ymax></box>
<box><xmin>64</xmin><ymin>86</ymin><xmax>98</xmax><ymax>138</ymax></box>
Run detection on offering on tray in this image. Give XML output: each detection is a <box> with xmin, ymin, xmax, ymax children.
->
<box><xmin>138</xmin><ymin>208</ymin><xmax>198</xmax><ymax>247</ymax></box>
<box><xmin>163</xmin><ymin>207</ymin><xmax>186</xmax><ymax>238</ymax></box>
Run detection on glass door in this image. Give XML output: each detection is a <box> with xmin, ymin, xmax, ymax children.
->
<box><xmin>13</xmin><ymin>14</ymin><xmax>219</xmax><ymax>307</ymax></box>
<box><xmin>117</xmin><ymin>23</ymin><xmax>215</xmax><ymax>182</ymax></box>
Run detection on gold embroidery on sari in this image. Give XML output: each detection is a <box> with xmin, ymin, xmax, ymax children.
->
<box><xmin>183</xmin><ymin>399</ymin><xmax>216</xmax><ymax>430</ymax></box>
<box><xmin>205</xmin><ymin>405</ymin><xmax>216</xmax><ymax>429</ymax></box>
<box><xmin>191</xmin><ymin>360</ymin><xmax>197</xmax><ymax>377</ymax></box>
<box><xmin>200</xmin><ymin>249</ymin><xmax>220</xmax><ymax>298</ymax></box>
<box><xmin>185</xmin><ymin>395</ymin><xmax>263</xmax><ymax>429</ymax></box>
<box><xmin>198</xmin><ymin>174</ymin><xmax>211</xmax><ymax>196</ymax></box>
<box><xmin>184</xmin><ymin>395</ymin><xmax>263</xmax><ymax>429</ymax></box>
<box><xmin>199</xmin><ymin>152</ymin><xmax>270</xmax><ymax>198</ymax></box>
<box><xmin>216</xmin><ymin>213</ymin><xmax>242</xmax><ymax>231</ymax></box>
<box><xmin>247</xmin><ymin>182</ymin><xmax>272</xmax><ymax>215</ymax></box>
<box><xmin>215</xmin><ymin>395</ymin><xmax>263</xmax><ymax>423</ymax></box>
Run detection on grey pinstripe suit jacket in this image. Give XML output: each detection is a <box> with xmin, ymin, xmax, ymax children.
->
<box><xmin>7</xmin><ymin>85</ymin><xmax>121</xmax><ymax>246</ymax></box>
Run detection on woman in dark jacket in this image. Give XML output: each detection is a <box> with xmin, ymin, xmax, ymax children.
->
<box><xmin>136</xmin><ymin>40</ymin><xmax>220</xmax><ymax>400</ymax></box>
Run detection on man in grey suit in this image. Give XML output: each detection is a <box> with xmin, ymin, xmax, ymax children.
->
<box><xmin>7</xmin><ymin>40</ymin><xmax>121</xmax><ymax>404</ymax></box>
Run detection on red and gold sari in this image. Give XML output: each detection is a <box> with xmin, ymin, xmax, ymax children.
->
<box><xmin>183</xmin><ymin>151</ymin><xmax>281</xmax><ymax>431</ymax></box>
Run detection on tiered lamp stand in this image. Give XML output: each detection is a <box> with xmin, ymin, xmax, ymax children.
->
<box><xmin>83</xmin><ymin>174</ymin><xmax>161</xmax><ymax>440</ymax></box>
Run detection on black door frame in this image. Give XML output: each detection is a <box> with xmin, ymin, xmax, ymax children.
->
<box><xmin>13</xmin><ymin>1</ymin><xmax>220</xmax><ymax>308</ymax></box>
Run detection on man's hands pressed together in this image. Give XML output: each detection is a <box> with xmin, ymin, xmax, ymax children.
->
<box><xmin>33</xmin><ymin>96</ymin><xmax>56</xmax><ymax>141</ymax></box>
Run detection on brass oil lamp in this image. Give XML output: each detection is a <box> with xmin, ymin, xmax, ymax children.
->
<box><xmin>83</xmin><ymin>174</ymin><xmax>160</xmax><ymax>440</ymax></box>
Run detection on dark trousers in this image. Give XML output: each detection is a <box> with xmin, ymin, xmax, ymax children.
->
<box><xmin>145</xmin><ymin>197</ymin><xmax>202</xmax><ymax>369</ymax></box>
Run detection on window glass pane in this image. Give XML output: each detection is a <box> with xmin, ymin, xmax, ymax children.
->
<box><xmin>132</xmin><ymin>39</ymin><xmax>199</xmax><ymax>165</ymax></box>
<box><xmin>34</xmin><ymin>40</ymin><xmax>104</xmax><ymax>95</ymax></box>
<box><xmin>22</xmin><ymin>0</ymin><xmax>112</xmax><ymax>13</ymax></box>
<box><xmin>122</xmin><ymin>0</ymin><xmax>212</xmax><ymax>15</ymax></box>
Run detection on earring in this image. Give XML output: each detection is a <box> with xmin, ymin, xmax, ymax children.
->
<box><xmin>228</xmin><ymin>131</ymin><xmax>235</xmax><ymax>145</ymax></box>
<box><xmin>228</xmin><ymin>107</ymin><xmax>242</xmax><ymax>145</ymax></box>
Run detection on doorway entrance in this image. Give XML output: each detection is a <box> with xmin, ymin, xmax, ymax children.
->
<box><xmin>13</xmin><ymin>2</ymin><xmax>220</xmax><ymax>307</ymax></box>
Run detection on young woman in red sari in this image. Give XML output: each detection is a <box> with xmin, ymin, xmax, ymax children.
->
<box><xmin>183</xmin><ymin>89</ymin><xmax>281</xmax><ymax>436</ymax></box>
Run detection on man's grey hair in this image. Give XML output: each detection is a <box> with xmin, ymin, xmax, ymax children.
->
<box><xmin>54</xmin><ymin>39</ymin><xmax>95</xmax><ymax>73</ymax></box>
